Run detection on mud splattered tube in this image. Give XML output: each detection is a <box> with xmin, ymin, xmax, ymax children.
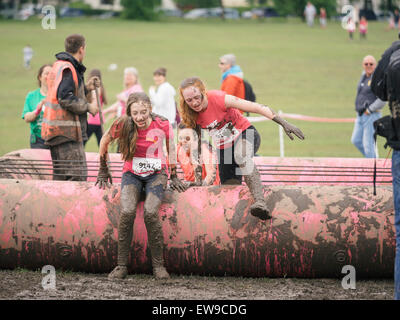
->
<box><xmin>0</xmin><ymin>178</ymin><xmax>395</xmax><ymax>278</ymax></box>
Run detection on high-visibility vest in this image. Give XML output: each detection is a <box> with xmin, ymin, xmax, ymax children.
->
<box><xmin>42</xmin><ymin>60</ymin><xmax>82</xmax><ymax>143</ymax></box>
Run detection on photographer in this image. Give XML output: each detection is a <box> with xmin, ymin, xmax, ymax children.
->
<box><xmin>351</xmin><ymin>55</ymin><xmax>385</xmax><ymax>158</ymax></box>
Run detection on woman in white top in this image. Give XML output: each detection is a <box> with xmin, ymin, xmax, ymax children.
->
<box><xmin>149</xmin><ymin>67</ymin><xmax>177</xmax><ymax>127</ymax></box>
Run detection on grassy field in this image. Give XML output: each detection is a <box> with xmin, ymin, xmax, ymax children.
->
<box><xmin>0</xmin><ymin>17</ymin><xmax>398</xmax><ymax>158</ymax></box>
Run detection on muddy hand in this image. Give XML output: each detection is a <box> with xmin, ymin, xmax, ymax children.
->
<box><xmin>282</xmin><ymin>121</ymin><xmax>305</xmax><ymax>140</ymax></box>
<box><xmin>273</xmin><ymin>116</ymin><xmax>305</xmax><ymax>140</ymax></box>
<box><xmin>170</xmin><ymin>176</ymin><xmax>188</xmax><ymax>192</ymax></box>
<box><xmin>95</xmin><ymin>155</ymin><xmax>113</xmax><ymax>189</ymax></box>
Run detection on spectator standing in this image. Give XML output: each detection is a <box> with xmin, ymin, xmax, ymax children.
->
<box><xmin>347</xmin><ymin>17</ymin><xmax>356</xmax><ymax>40</ymax></box>
<box><xmin>219</xmin><ymin>53</ymin><xmax>245</xmax><ymax>114</ymax></box>
<box><xmin>304</xmin><ymin>2</ymin><xmax>316</xmax><ymax>27</ymax></box>
<box><xmin>148</xmin><ymin>67</ymin><xmax>177</xmax><ymax>127</ymax></box>
<box><xmin>23</xmin><ymin>44</ymin><xmax>33</xmax><ymax>69</ymax></box>
<box><xmin>351</xmin><ymin>55</ymin><xmax>385</xmax><ymax>158</ymax></box>
<box><xmin>319</xmin><ymin>7</ymin><xmax>327</xmax><ymax>28</ymax></box>
<box><xmin>103</xmin><ymin>67</ymin><xmax>143</xmax><ymax>121</ymax></box>
<box><xmin>21</xmin><ymin>64</ymin><xmax>52</xmax><ymax>149</ymax></box>
<box><xmin>359</xmin><ymin>16</ymin><xmax>368</xmax><ymax>39</ymax></box>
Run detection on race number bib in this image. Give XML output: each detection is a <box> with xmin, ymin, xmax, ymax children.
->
<box><xmin>132</xmin><ymin>157</ymin><xmax>162</xmax><ymax>177</ymax></box>
<box><xmin>209</xmin><ymin>122</ymin><xmax>240</xmax><ymax>147</ymax></box>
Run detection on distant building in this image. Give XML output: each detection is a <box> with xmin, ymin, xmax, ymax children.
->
<box><xmin>81</xmin><ymin>0</ymin><xmax>250</xmax><ymax>11</ymax></box>
<box><xmin>336</xmin><ymin>0</ymin><xmax>383</xmax><ymax>16</ymax></box>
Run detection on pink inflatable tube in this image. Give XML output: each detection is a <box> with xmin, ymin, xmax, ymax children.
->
<box><xmin>0</xmin><ymin>149</ymin><xmax>395</xmax><ymax>278</ymax></box>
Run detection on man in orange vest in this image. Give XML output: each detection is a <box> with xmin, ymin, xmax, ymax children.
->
<box><xmin>42</xmin><ymin>34</ymin><xmax>99</xmax><ymax>181</ymax></box>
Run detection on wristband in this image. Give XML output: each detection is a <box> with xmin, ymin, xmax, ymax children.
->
<box><xmin>35</xmin><ymin>108</ymin><xmax>42</xmax><ymax>116</ymax></box>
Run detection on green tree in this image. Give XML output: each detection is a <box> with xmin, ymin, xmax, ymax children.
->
<box><xmin>175</xmin><ymin>0</ymin><xmax>220</xmax><ymax>10</ymax></box>
<box><xmin>273</xmin><ymin>0</ymin><xmax>336</xmax><ymax>17</ymax></box>
<box><xmin>121</xmin><ymin>0</ymin><xmax>161</xmax><ymax>20</ymax></box>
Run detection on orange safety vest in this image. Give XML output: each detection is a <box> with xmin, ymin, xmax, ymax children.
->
<box><xmin>42</xmin><ymin>60</ymin><xmax>82</xmax><ymax>143</ymax></box>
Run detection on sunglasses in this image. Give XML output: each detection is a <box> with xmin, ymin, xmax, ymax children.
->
<box><xmin>364</xmin><ymin>63</ymin><xmax>374</xmax><ymax>66</ymax></box>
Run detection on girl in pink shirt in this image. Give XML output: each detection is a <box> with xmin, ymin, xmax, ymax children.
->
<box><xmin>96</xmin><ymin>92</ymin><xmax>186</xmax><ymax>280</ymax></box>
<box><xmin>179</xmin><ymin>77</ymin><xmax>304</xmax><ymax>221</ymax></box>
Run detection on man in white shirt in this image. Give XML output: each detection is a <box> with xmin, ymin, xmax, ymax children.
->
<box><xmin>304</xmin><ymin>2</ymin><xmax>316</xmax><ymax>27</ymax></box>
<box><xmin>149</xmin><ymin>67</ymin><xmax>177</xmax><ymax>127</ymax></box>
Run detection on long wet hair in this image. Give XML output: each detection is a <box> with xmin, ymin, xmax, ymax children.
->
<box><xmin>88</xmin><ymin>69</ymin><xmax>108</xmax><ymax>105</ymax></box>
<box><xmin>116</xmin><ymin>92</ymin><xmax>152</xmax><ymax>161</ymax></box>
<box><xmin>179</xmin><ymin>77</ymin><xmax>207</xmax><ymax>129</ymax></box>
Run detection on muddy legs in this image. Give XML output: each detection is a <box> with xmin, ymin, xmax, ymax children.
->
<box><xmin>144</xmin><ymin>174</ymin><xmax>170</xmax><ymax>279</ymax></box>
<box><xmin>234</xmin><ymin>138</ymin><xmax>271</xmax><ymax>220</ymax></box>
<box><xmin>108</xmin><ymin>184</ymin><xmax>140</xmax><ymax>280</ymax></box>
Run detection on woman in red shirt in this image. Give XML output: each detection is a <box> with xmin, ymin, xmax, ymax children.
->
<box><xmin>179</xmin><ymin>77</ymin><xmax>304</xmax><ymax>221</ymax></box>
<box><xmin>96</xmin><ymin>92</ymin><xmax>187</xmax><ymax>280</ymax></box>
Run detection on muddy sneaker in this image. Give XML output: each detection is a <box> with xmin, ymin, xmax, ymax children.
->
<box><xmin>108</xmin><ymin>265</ymin><xmax>128</xmax><ymax>280</ymax></box>
<box><xmin>250</xmin><ymin>201</ymin><xmax>272</xmax><ymax>220</ymax></box>
<box><xmin>153</xmin><ymin>266</ymin><xmax>170</xmax><ymax>279</ymax></box>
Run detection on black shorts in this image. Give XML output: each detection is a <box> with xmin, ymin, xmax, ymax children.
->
<box><xmin>217</xmin><ymin>125</ymin><xmax>261</xmax><ymax>184</ymax></box>
<box><xmin>121</xmin><ymin>170</ymin><xmax>167</xmax><ymax>200</ymax></box>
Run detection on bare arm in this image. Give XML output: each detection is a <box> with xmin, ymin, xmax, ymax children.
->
<box><xmin>225</xmin><ymin>94</ymin><xmax>305</xmax><ymax>140</ymax></box>
<box><xmin>225</xmin><ymin>94</ymin><xmax>276</xmax><ymax>119</ymax></box>
<box><xmin>24</xmin><ymin>100</ymin><xmax>44</xmax><ymax>123</ymax></box>
<box><xmin>201</xmin><ymin>144</ymin><xmax>217</xmax><ymax>186</ymax></box>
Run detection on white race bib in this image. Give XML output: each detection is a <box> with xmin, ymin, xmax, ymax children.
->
<box><xmin>132</xmin><ymin>157</ymin><xmax>162</xmax><ymax>177</ymax></box>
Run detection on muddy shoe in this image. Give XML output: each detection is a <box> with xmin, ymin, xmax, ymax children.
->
<box><xmin>250</xmin><ymin>201</ymin><xmax>272</xmax><ymax>220</ymax></box>
<box><xmin>108</xmin><ymin>265</ymin><xmax>128</xmax><ymax>280</ymax></box>
<box><xmin>153</xmin><ymin>266</ymin><xmax>170</xmax><ymax>279</ymax></box>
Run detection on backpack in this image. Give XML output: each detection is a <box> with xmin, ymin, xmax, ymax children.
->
<box><xmin>243</xmin><ymin>79</ymin><xmax>256</xmax><ymax>102</ymax></box>
<box><xmin>371</xmin><ymin>40</ymin><xmax>400</xmax><ymax>101</ymax></box>
<box><xmin>387</xmin><ymin>49</ymin><xmax>400</xmax><ymax>102</ymax></box>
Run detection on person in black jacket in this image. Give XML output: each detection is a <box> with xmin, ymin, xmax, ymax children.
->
<box><xmin>351</xmin><ymin>55</ymin><xmax>385</xmax><ymax>158</ymax></box>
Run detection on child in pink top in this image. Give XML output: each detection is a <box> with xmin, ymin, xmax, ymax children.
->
<box><xmin>359</xmin><ymin>16</ymin><xmax>368</xmax><ymax>39</ymax></box>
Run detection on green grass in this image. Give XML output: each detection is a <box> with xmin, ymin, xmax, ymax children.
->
<box><xmin>0</xmin><ymin>17</ymin><xmax>397</xmax><ymax>158</ymax></box>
